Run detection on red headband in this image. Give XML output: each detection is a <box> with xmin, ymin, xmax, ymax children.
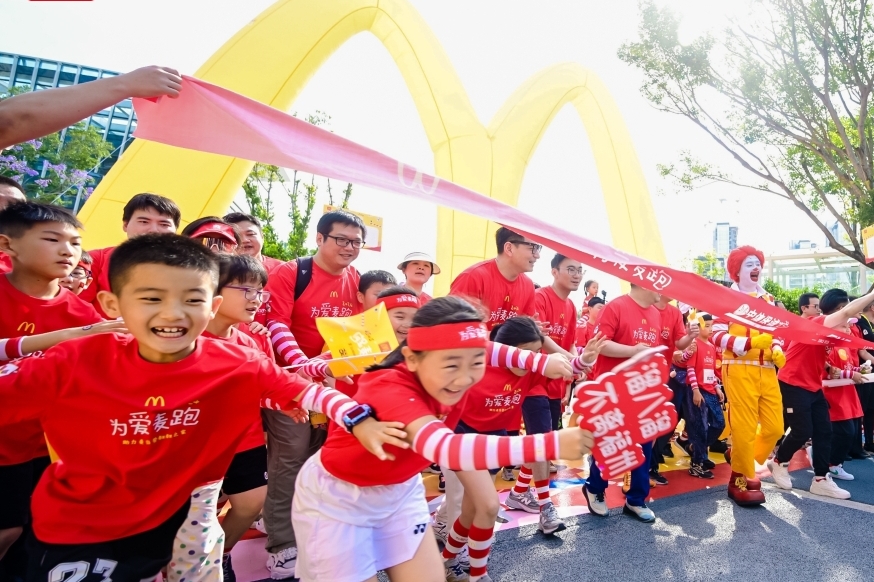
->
<box><xmin>406</xmin><ymin>322</ymin><xmax>488</xmax><ymax>351</ymax></box>
<box><xmin>377</xmin><ymin>294</ymin><xmax>420</xmax><ymax>311</ymax></box>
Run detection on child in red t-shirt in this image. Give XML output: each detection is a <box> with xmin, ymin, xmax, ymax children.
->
<box><xmin>0</xmin><ymin>234</ymin><xmax>404</xmax><ymax>581</ymax></box>
<box><xmin>680</xmin><ymin>313</ymin><xmax>725</xmax><ymax>479</ymax></box>
<box><xmin>59</xmin><ymin>251</ymin><xmax>93</xmax><ymax>296</ymax></box>
<box><xmin>823</xmin><ymin>321</ymin><xmax>866</xmax><ymax>481</ymax></box>
<box><xmin>291</xmin><ymin>296</ymin><xmax>593</xmax><ymax>582</ymax></box>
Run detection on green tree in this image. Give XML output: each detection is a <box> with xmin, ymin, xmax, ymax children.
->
<box><xmin>763</xmin><ymin>279</ymin><xmax>827</xmax><ymax>314</ymax></box>
<box><xmin>0</xmin><ymin>87</ymin><xmax>112</xmax><ymax>207</ymax></box>
<box><xmin>236</xmin><ymin>112</ymin><xmax>353</xmax><ymax>260</ymax></box>
<box><xmin>619</xmin><ymin>0</ymin><xmax>874</xmax><ymax>266</ymax></box>
<box><xmin>692</xmin><ymin>251</ymin><xmax>727</xmax><ymax>281</ymax></box>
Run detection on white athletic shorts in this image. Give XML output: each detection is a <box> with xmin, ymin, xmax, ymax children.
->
<box><xmin>292</xmin><ymin>450</ymin><xmax>431</xmax><ymax>582</ymax></box>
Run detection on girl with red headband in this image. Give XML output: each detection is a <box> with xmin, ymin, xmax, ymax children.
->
<box><xmin>290</xmin><ymin>296</ymin><xmax>593</xmax><ymax>582</ymax></box>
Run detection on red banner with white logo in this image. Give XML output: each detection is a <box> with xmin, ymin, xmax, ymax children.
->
<box><xmin>131</xmin><ymin>77</ymin><xmax>873</xmax><ymax>349</ymax></box>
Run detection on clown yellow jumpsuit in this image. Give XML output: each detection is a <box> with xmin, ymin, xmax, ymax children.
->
<box><xmin>712</xmin><ymin>296</ymin><xmax>785</xmax><ymax>482</ymax></box>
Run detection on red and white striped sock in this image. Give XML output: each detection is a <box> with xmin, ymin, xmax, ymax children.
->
<box><xmin>534</xmin><ymin>479</ymin><xmax>551</xmax><ymax>508</ymax></box>
<box><xmin>513</xmin><ymin>465</ymin><xmax>533</xmax><ymax>495</ymax></box>
<box><xmin>441</xmin><ymin>519</ymin><xmax>469</xmax><ymax>560</ymax></box>
<box><xmin>468</xmin><ymin>524</ymin><xmax>495</xmax><ymax>581</ymax></box>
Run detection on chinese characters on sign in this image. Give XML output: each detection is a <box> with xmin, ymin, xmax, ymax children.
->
<box><xmin>573</xmin><ymin>349</ymin><xmax>676</xmax><ymax>480</ymax></box>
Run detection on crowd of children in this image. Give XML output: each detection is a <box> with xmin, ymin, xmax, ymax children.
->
<box><xmin>1</xmin><ymin>69</ymin><xmax>874</xmax><ymax>582</ymax></box>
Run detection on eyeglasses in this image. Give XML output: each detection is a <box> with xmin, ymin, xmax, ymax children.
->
<box><xmin>564</xmin><ymin>266</ymin><xmax>584</xmax><ymax>276</ymax></box>
<box><xmin>224</xmin><ymin>286</ymin><xmax>271</xmax><ymax>303</ymax></box>
<box><xmin>326</xmin><ymin>235</ymin><xmax>365</xmax><ymax>249</ymax></box>
<box><xmin>513</xmin><ymin>241</ymin><xmax>543</xmax><ymax>254</ymax></box>
<box><xmin>67</xmin><ymin>268</ymin><xmax>92</xmax><ymax>280</ymax></box>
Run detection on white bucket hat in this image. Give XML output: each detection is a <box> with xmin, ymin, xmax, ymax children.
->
<box><xmin>398</xmin><ymin>252</ymin><xmax>441</xmax><ymax>275</ymax></box>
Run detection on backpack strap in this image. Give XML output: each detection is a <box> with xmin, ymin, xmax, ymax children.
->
<box><xmin>294</xmin><ymin>256</ymin><xmax>314</xmax><ymax>301</ymax></box>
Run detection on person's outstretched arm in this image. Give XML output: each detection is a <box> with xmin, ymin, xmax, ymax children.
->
<box><xmin>0</xmin><ymin>66</ymin><xmax>182</xmax><ymax>150</ymax></box>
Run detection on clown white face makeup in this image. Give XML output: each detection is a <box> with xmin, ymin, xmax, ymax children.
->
<box><xmin>738</xmin><ymin>255</ymin><xmax>762</xmax><ymax>293</ymax></box>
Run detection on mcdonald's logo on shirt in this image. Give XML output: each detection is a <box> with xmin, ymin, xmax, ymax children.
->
<box><xmin>17</xmin><ymin>321</ymin><xmax>35</xmax><ymax>334</ymax></box>
<box><xmin>503</xmin><ymin>383</ymin><xmax>513</xmax><ymax>392</ymax></box>
<box><xmin>330</xmin><ymin>291</ymin><xmax>339</xmax><ymax>298</ymax></box>
<box><xmin>144</xmin><ymin>396</ymin><xmax>165</xmax><ymax>407</ymax></box>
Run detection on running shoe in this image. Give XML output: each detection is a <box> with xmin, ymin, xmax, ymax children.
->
<box><xmin>582</xmin><ymin>485</ymin><xmax>608</xmax><ymax>517</ymax></box>
<box><xmin>829</xmin><ymin>464</ymin><xmax>854</xmax><ymax>481</ymax></box>
<box><xmin>809</xmin><ymin>473</ymin><xmax>851</xmax><ymax>499</ymax></box>
<box><xmin>424</xmin><ymin>463</ymin><xmax>442</xmax><ymax>474</ymax></box>
<box><xmin>537</xmin><ymin>502</ymin><xmax>566</xmax><ymax>534</ymax></box>
<box><xmin>500</xmin><ymin>466</ymin><xmax>515</xmax><ymax>481</ymax></box>
<box><xmin>649</xmin><ymin>468</ymin><xmax>669</xmax><ymax>486</ymax></box>
<box><xmin>701</xmin><ymin>458</ymin><xmax>716</xmax><ymax>470</ymax></box>
<box><xmin>444</xmin><ymin>557</ymin><xmax>469</xmax><ymax>582</ymax></box>
<box><xmin>432</xmin><ymin>519</ymin><xmax>449</xmax><ymax>545</ymax></box>
<box><xmin>506</xmin><ymin>490</ymin><xmax>540</xmax><ymax>513</ymax></box>
<box><xmin>766</xmin><ymin>459</ymin><xmax>792</xmax><ymax>490</ymax></box>
<box><xmin>265</xmin><ymin>547</ymin><xmax>297</xmax><ymax>580</ymax></box>
<box><xmin>689</xmin><ymin>463</ymin><xmax>714</xmax><ymax>479</ymax></box>
<box><xmin>623</xmin><ymin>502</ymin><xmax>656</xmax><ymax>523</ymax></box>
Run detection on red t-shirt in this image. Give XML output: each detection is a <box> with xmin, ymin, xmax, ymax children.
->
<box><xmin>0</xmin><ymin>333</ymin><xmax>313</xmax><ymax>543</ymax></box>
<box><xmin>457</xmin><ymin>367</ymin><xmax>537</xmax><ymax>432</ymax></box>
<box><xmin>778</xmin><ymin>315</ymin><xmax>829</xmax><ymax>392</ymax></box>
<box><xmin>203</xmin><ymin>328</ymin><xmax>273</xmax><ymax>452</ymax></box>
<box><xmin>824</xmin><ymin>339</ymin><xmax>863</xmax><ymax>421</ymax></box>
<box><xmin>0</xmin><ymin>252</ymin><xmax>11</xmax><ymax>274</ymax></box>
<box><xmin>419</xmin><ymin>291</ymin><xmax>433</xmax><ymax>305</ymax></box>
<box><xmin>0</xmin><ymin>275</ymin><xmax>102</xmax><ymax>465</ymax></box>
<box><xmin>79</xmin><ymin>246</ymin><xmax>114</xmax><ymax>318</ymax></box>
<box><xmin>657</xmin><ymin>303</ymin><xmax>685</xmax><ymax>353</ymax></box>
<box><xmin>576</xmin><ymin>320</ymin><xmax>595</xmax><ymax>349</ymax></box>
<box><xmin>687</xmin><ymin>338</ymin><xmax>718</xmax><ymax>394</ymax></box>
<box><xmin>261</xmin><ymin>255</ymin><xmax>286</xmax><ymax>276</ymax></box>
<box><xmin>266</xmin><ymin>259</ymin><xmax>361</xmax><ymax>358</ymax></box>
<box><xmin>530</xmin><ymin>286</ymin><xmax>577</xmax><ymax>399</ymax></box>
<box><xmin>449</xmin><ymin>259</ymin><xmax>537</xmax><ymax>330</ymax></box>
<box><xmin>592</xmin><ymin>294</ymin><xmax>662</xmax><ymax>378</ymax></box>
<box><xmin>320</xmin><ymin>364</ymin><xmax>449</xmax><ymax>487</ymax></box>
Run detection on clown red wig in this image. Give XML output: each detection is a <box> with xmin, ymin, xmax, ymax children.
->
<box><xmin>727</xmin><ymin>245</ymin><xmax>765</xmax><ymax>283</ymax></box>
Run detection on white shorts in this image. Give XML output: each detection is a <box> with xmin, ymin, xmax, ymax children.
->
<box><xmin>292</xmin><ymin>451</ymin><xmax>431</xmax><ymax>582</ymax></box>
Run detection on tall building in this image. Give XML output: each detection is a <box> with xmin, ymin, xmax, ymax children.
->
<box><xmin>712</xmin><ymin>222</ymin><xmax>738</xmax><ymax>257</ymax></box>
<box><xmin>0</xmin><ymin>51</ymin><xmax>136</xmax><ymax>190</ymax></box>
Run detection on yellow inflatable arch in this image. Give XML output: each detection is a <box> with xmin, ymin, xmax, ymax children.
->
<box><xmin>79</xmin><ymin>0</ymin><xmax>665</xmax><ymax>296</ymax></box>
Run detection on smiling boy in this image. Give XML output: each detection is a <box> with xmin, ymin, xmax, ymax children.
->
<box><xmin>0</xmin><ymin>234</ymin><xmax>405</xmax><ymax>580</ymax></box>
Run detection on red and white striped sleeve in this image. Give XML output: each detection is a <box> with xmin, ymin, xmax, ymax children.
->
<box><xmin>267</xmin><ymin>320</ymin><xmax>309</xmax><ymax>366</ymax></box>
<box><xmin>710</xmin><ymin>322</ymin><xmax>750</xmax><ymax>356</ymax></box>
<box><xmin>486</xmin><ymin>342</ymin><xmax>548</xmax><ymax>375</ymax></box>
<box><xmin>411</xmin><ymin>420</ymin><xmax>560</xmax><ymax>471</ymax></box>
<box><xmin>571</xmin><ymin>354</ymin><xmax>596</xmax><ymax>376</ymax></box>
<box><xmin>260</xmin><ymin>381</ymin><xmax>356</xmax><ymax>427</ymax></box>
<box><xmin>299</xmin><ymin>352</ymin><xmax>332</xmax><ymax>378</ymax></box>
<box><xmin>0</xmin><ymin>338</ymin><xmax>25</xmax><ymax>361</ymax></box>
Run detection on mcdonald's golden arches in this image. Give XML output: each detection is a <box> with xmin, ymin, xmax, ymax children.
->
<box><xmin>79</xmin><ymin>0</ymin><xmax>665</xmax><ymax>295</ymax></box>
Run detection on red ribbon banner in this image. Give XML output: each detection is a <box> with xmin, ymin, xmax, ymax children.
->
<box><xmin>130</xmin><ymin>77</ymin><xmax>873</xmax><ymax>350</ymax></box>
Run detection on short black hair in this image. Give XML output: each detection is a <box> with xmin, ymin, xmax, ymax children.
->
<box><xmin>376</xmin><ymin>285</ymin><xmax>418</xmax><ymax>299</ymax></box>
<box><xmin>495</xmin><ymin>227</ymin><xmax>525</xmax><ymax>255</ymax></box>
<box><xmin>0</xmin><ymin>176</ymin><xmax>25</xmax><ymax>196</ymax></box>
<box><xmin>359</xmin><ymin>270</ymin><xmax>397</xmax><ymax>293</ymax></box>
<box><xmin>587</xmin><ymin>296</ymin><xmax>605</xmax><ymax>308</ymax></box>
<box><xmin>0</xmin><ymin>200</ymin><xmax>82</xmax><ymax>238</ymax></box>
<box><xmin>316</xmin><ymin>210</ymin><xmax>366</xmax><ymax>239</ymax></box>
<box><xmin>122</xmin><ymin>193</ymin><xmax>181</xmax><ymax>227</ymax></box>
<box><xmin>218</xmin><ymin>253</ymin><xmax>268</xmax><ymax>291</ymax></box>
<box><xmin>180</xmin><ymin>216</ymin><xmax>242</xmax><ymax>245</ymax></box>
<box><xmin>799</xmin><ymin>292</ymin><xmax>819</xmax><ymax>310</ymax></box>
<box><xmin>224</xmin><ymin>212</ymin><xmax>262</xmax><ymax>231</ymax></box>
<box><xmin>819</xmin><ymin>288</ymin><xmax>849</xmax><ymax>315</ymax></box>
<box><xmin>490</xmin><ymin>316</ymin><xmax>543</xmax><ymax>346</ymax></box>
<box><xmin>79</xmin><ymin>249</ymin><xmax>93</xmax><ymax>265</ymax></box>
<box><xmin>108</xmin><ymin>233</ymin><xmax>219</xmax><ymax>295</ymax></box>
<box><xmin>550</xmin><ymin>253</ymin><xmax>568</xmax><ymax>270</ymax></box>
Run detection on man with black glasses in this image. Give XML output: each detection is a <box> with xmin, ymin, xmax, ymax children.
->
<box><xmin>799</xmin><ymin>293</ymin><xmax>821</xmax><ymax>319</ymax></box>
<box><xmin>261</xmin><ymin>209</ymin><xmax>366</xmax><ymax>578</ymax></box>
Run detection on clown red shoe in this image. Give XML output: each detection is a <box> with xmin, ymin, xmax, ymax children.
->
<box><xmin>727</xmin><ymin>472</ymin><xmax>765</xmax><ymax>506</ymax></box>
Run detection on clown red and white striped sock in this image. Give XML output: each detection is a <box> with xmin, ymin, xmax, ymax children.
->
<box><xmin>512</xmin><ymin>465</ymin><xmax>533</xmax><ymax>495</ymax></box>
<box><xmin>441</xmin><ymin>519</ymin><xmax>469</xmax><ymax>560</ymax></box>
<box><xmin>468</xmin><ymin>524</ymin><xmax>495</xmax><ymax>580</ymax></box>
<box><xmin>534</xmin><ymin>479</ymin><xmax>551</xmax><ymax>508</ymax></box>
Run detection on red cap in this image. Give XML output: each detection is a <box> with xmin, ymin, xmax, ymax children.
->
<box><xmin>190</xmin><ymin>222</ymin><xmax>238</xmax><ymax>246</ymax></box>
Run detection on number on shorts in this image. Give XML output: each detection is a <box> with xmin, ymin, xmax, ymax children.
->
<box><xmin>48</xmin><ymin>559</ymin><xmax>117</xmax><ymax>582</ymax></box>
<box><xmin>413</xmin><ymin>523</ymin><xmax>426</xmax><ymax>534</ymax></box>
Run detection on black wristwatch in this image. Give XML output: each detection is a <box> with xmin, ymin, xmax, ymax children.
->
<box><xmin>343</xmin><ymin>404</ymin><xmax>377</xmax><ymax>432</ymax></box>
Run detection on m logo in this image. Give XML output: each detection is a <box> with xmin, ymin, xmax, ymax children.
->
<box><xmin>560</xmin><ymin>313</ymin><xmax>565</xmax><ymax>319</ymax></box>
<box><xmin>83</xmin><ymin>0</ymin><xmax>665</xmax><ymax>297</ymax></box>
<box><xmin>330</xmin><ymin>291</ymin><xmax>339</xmax><ymax>298</ymax></box>
<box><xmin>503</xmin><ymin>383</ymin><xmax>513</xmax><ymax>392</ymax></box>
<box><xmin>397</xmin><ymin>162</ymin><xmax>441</xmax><ymax>194</ymax></box>
<box><xmin>413</xmin><ymin>523</ymin><xmax>427</xmax><ymax>535</ymax></box>
<box><xmin>144</xmin><ymin>396</ymin><xmax>165</xmax><ymax>407</ymax></box>
<box><xmin>16</xmin><ymin>322</ymin><xmax>35</xmax><ymax>334</ymax></box>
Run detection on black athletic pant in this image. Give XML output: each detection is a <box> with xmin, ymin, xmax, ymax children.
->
<box><xmin>829</xmin><ymin>419</ymin><xmax>856</xmax><ymax>467</ymax></box>
<box><xmin>857</xmin><ymin>383</ymin><xmax>874</xmax><ymax>449</ymax></box>
<box><xmin>775</xmin><ymin>381</ymin><xmax>832</xmax><ymax>477</ymax></box>
<box><xmin>652</xmin><ymin>373</ymin><xmax>686</xmax><ymax>470</ymax></box>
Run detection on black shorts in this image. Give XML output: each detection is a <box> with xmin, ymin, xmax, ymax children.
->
<box><xmin>222</xmin><ymin>446</ymin><xmax>268</xmax><ymax>495</ymax></box>
<box><xmin>26</xmin><ymin>499</ymin><xmax>190</xmax><ymax>582</ymax></box>
<box><xmin>522</xmin><ymin>396</ymin><xmax>562</xmax><ymax>434</ymax></box>
<box><xmin>0</xmin><ymin>456</ymin><xmax>50</xmax><ymax>529</ymax></box>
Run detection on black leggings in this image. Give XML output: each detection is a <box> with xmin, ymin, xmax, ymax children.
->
<box><xmin>775</xmin><ymin>382</ymin><xmax>832</xmax><ymax>477</ymax></box>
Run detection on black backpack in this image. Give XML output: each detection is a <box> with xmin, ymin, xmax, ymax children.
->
<box><xmin>294</xmin><ymin>256</ymin><xmax>314</xmax><ymax>300</ymax></box>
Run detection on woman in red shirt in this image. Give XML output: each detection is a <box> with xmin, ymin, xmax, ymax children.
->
<box><xmin>291</xmin><ymin>297</ymin><xmax>593</xmax><ymax>582</ymax></box>
<box><xmin>823</xmin><ymin>321</ymin><xmax>865</xmax><ymax>481</ymax></box>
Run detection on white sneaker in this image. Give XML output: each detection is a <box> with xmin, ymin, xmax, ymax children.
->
<box><xmin>500</xmin><ymin>466</ymin><xmax>515</xmax><ymax>481</ymax></box>
<box><xmin>809</xmin><ymin>473</ymin><xmax>851</xmax><ymax>499</ymax></box>
<box><xmin>250</xmin><ymin>517</ymin><xmax>267</xmax><ymax>534</ymax></box>
<box><xmin>806</xmin><ymin>445</ymin><xmax>814</xmax><ymax>467</ymax></box>
<box><xmin>767</xmin><ymin>459</ymin><xmax>793</xmax><ymax>490</ymax></box>
<box><xmin>432</xmin><ymin>519</ymin><xmax>449</xmax><ymax>546</ymax></box>
<box><xmin>828</xmin><ymin>464</ymin><xmax>854</xmax><ymax>481</ymax></box>
<box><xmin>444</xmin><ymin>557</ymin><xmax>469</xmax><ymax>582</ymax></box>
<box><xmin>265</xmin><ymin>547</ymin><xmax>298</xmax><ymax>580</ymax></box>
<box><xmin>456</xmin><ymin>544</ymin><xmax>470</xmax><ymax>571</ymax></box>
<box><xmin>537</xmin><ymin>502</ymin><xmax>566</xmax><ymax>534</ymax></box>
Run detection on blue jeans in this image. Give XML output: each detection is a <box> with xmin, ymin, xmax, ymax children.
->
<box><xmin>522</xmin><ymin>396</ymin><xmax>562</xmax><ymax>434</ymax></box>
<box><xmin>586</xmin><ymin>441</ymin><xmax>652</xmax><ymax>507</ymax></box>
<box><xmin>684</xmin><ymin>389</ymin><xmax>725</xmax><ymax>465</ymax></box>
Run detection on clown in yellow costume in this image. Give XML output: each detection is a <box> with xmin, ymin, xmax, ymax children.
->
<box><xmin>711</xmin><ymin>246</ymin><xmax>785</xmax><ymax>506</ymax></box>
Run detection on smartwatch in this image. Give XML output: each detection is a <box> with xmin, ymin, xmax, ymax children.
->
<box><xmin>342</xmin><ymin>404</ymin><xmax>377</xmax><ymax>432</ymax></box>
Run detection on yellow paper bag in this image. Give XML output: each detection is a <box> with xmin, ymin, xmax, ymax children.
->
<box><xmin>315</xmin><ymin>303</ymin><xmax>399</xmax><ymax>376</ymax></box>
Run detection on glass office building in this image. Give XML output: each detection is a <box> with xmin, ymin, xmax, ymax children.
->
<box><xmin>0</xmin><ymin>51</ymin><xmax>136</xmax><ymax>187</ymax></box>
